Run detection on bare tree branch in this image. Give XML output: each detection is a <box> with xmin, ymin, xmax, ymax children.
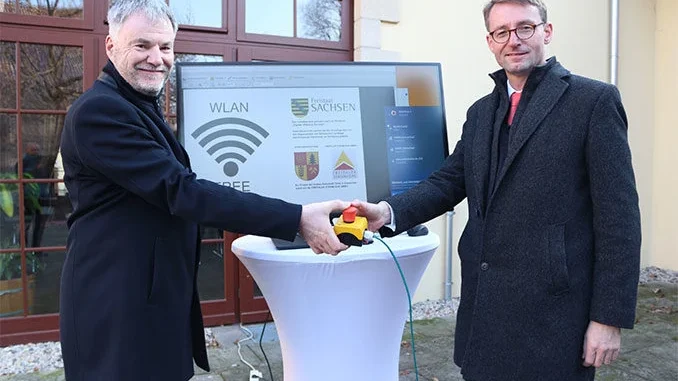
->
<box><xmin>300</xmin><ymin>0</ymin><xmax>341</xmax><ymax>41</ymax></box>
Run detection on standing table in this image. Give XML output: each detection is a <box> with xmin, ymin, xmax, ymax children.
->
<box><xmin>232</xmin><ymin>232</ymin><xmax>440</xmax><ymax>381</ymax></box>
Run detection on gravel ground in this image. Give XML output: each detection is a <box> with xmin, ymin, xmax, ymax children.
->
<box><xmin>638</xmin><ymin>265</ymin><xmax>678</xmax><ymax>284</ymax></box>
<box><xmin>1</xmin><ymin>266</ymin><xmax>675</xmax><ymax>376</ymax></box>
<box><xmin>0</xmin><ymin>329</ymin><xmax>220</xmax><ymax>376</ymax></box>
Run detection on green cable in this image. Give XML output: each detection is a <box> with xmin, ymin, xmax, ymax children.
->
<box><xmin>373</xmin><ymin>235</ymin><xmax>419</xmax><ymax>381</ymax></box>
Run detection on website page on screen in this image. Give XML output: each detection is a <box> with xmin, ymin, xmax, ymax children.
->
<box><xmin>178</xmin><ymin>64</ymin><xmax>447</xmax><ymax>204</ymax></box>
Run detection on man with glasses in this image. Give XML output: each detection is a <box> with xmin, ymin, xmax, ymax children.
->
<box><xmin>352</xmin><ymin>0</ymin><xmax>640</xmax><ymax>380</ymax></box>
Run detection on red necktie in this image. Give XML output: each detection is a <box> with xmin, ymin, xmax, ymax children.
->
<box><xmin>508</xmin><ymin>91</ymin><xmax>521</xmax><ymax>125</ymax></box>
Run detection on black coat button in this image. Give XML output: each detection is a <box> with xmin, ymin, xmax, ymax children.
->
<box><xmin>480</xmin><ymin>262</ymin><xmax>489</xmax><ymax>271</ymax></box>
<box><xmin>475</xmin><ymin>207</ymin><xmax>481</xmax><ymax>217</ymax></box>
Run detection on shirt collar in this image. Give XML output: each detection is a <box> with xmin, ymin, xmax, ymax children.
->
<box><xmin>507</xmin><ymin>80</ymin><xmax>521</xmax><ymax>98</ymax></box>
<box><xmin>490</xmin><ymin>56</ymin><xmax>559</xmax><ymax>97</ymax></box>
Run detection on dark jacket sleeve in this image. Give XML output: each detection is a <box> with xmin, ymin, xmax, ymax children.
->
<box><xmin>69</xmin><ymin>93</ymin><xmax>301</xmax><ymax>240</ymax></box>
<box><xmin>585</xmin><ymin>85</ymin><xmax>641</xmax><ymax>328</ymax></box>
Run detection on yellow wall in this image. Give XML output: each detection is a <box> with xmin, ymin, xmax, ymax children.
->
<box><xmin>652</xmin><ymin>0</ymin><xmax>678</xmax><ymax>268</ymax></box>
<box><xmin>374</xmin><ymin>0</ymin><xmax>495</xmax><ymax>301</ymax></box>
<box><xmin>354</xmin><ymin>0</ymin><xmax>676</xmax><ymax>301</ymax></box>
<box><xmin>618</xmin><ymin>0</ymin><xmax>657</xmax><ymax>269</ymax></box>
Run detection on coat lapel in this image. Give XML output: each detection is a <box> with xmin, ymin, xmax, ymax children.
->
<box><xmin>491</xmin><ymin>66</ymin><xmax>569</xmax><ymax>197</ymax></box>
<box><xmin>472</xmin><ymin>94</ymin><xmax>499</xmax><ymax>214</ymax></box>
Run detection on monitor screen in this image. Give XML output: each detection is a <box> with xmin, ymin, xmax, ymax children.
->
<box><xmin>176</xmin><ymin>62</ymin><xmax>449</xmax><ymax>204</ymax></box>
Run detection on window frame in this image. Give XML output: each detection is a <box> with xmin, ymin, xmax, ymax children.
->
<box><xmin>169</xmin><ymin>0</ymin><xmax>231</xmax><ymax>34</ymax></box>
<box><xmin>237</xmin><ymin>45</ymin><xmax>351</xmax><ymax>62</ymax></box>
<box><xmin>101</xmin><ymin>0</ymin><xmax>236</xmax><ymax>42</ymax></box>
<box><xmin>236</xmin><ymin>0</ymin><xmax>352</xmax><ymax>51</ymax></box>
<box><xmin>163</xmin><ymin>41</ymin><xmax>236</xmax><ymax>119</ymax></box>
<box><xmin>0</xmin><ymin>0</ymin><xmax>94</xmax><ymax>30</ymax></box>
<box><xmin>0</xmin><ymin>29</ymin><xmax>91</xmax><ymax>345</ymax></box>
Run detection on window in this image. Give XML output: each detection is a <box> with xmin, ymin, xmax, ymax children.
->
<box><xmin>0</xmin><ymin>41</ymin><xmax>82</xmax><ymax>318</ymax></box>
<box><xmin>161</xmin><ymin>52</ymin><xmax>224</xmax><ymax>130</ymax></box>
<box><xmin>245</xmin><ymin>0</ymin><xmax>295</xmax><ymax>37</ymax></box>
<box><xmin>245</xmin><ymin>0</ymin><xmax>341</xmax><ymax>41</ymax></box>
<box><xmin>170</xmin><ymin>0</ymin><xmax>222</xmax><ymax>28</ymax></box>
<box><xmin>238</xmin><ymin>0</ymin><xmax>351</xmax><ymax>50</ymax></box>
<box><xmin>11</xmin><ymin>0</ymin><xmax>84</xmax><ymax>18</ymax></box>
<box><xmin>297</xmin><ymin>0</ymin><xmax>342</xmax><ymax>41</ymax></box>
<box><xmin>0</xmin><ymin>0</ymin><xmax>93</xmax><ymax>29</ymax></box>
<box><xmin>0</xmin><ymin>0</ymin><xmax>352</xmax><ymax>344</ymax></box>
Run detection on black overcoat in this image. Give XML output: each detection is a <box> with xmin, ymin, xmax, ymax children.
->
<box><xmin>59</xmin><ymin>61</ymin><xmax>301</xmax><ymax>380</ymax></box>
<box><xmin>382</xmin><ymin>58</ymin><xmax>641</xmax><ymax>381</ymax></box>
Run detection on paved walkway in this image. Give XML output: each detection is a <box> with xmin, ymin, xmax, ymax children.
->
<box><xmin>1</xmin><ymin>283</ymin><xmax>676</xmax><ymax>380</ymax></box>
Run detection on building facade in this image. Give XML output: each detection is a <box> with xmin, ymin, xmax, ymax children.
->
<box><xmin>355</xmin><ymin>0</ymin><xmax>677</xmax><ymax>300</ymax></box>
<box><xmin>1</xmin><ymin>0</ymin><xmax>676</xmax><ymax>346</ymax></box>
<box><xmin>0</xmin><ymin>0</ymin><xmax>352</xmax><ymax>345</ymax></box>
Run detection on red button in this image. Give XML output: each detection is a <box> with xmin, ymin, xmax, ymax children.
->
<box><xmin>342</xmin><ymin>206</ymin><xmax>357</xmax><ymax>223</ymax></box>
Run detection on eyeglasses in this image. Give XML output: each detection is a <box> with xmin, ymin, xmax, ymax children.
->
<box><xmin>488</xmin><ymin>22</ymin><xmax>545</xmax><ymax>44</ymax></box>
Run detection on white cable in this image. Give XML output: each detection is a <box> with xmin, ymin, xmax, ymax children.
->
<box><xmin>236</xmin><ymin>322</ymin><xmax>257</xmax><ymax>372</ymax></box>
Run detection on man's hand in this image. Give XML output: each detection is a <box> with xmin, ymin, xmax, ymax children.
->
<box><xmin>350</xmin><ymin>200</ymin><xmax>391</xmax><ymax>232</ymax></box>
<box><xmin>299</xmin><ymin>200</ymin><xmax>350</xmax><ymax>255</ymax></box>
<box><xmin>582</xmin><ymin>320</ymin><xmax>621</xmax><ymax>367</ymax></box>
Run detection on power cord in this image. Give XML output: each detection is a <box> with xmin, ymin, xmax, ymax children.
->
<box><xmin>259</xmin><ymin>311</ymin><xmax>275</xmax><ymax>381</ymax></box>
<box><xmin>371</xmin><ymin>233</ymin><xmax>420</xmax><ymax>381</ymax></box>
<box><xmin>236</xmin><ymin>323</ymin><xmax>263</xmax><ymax>380</ymax></box>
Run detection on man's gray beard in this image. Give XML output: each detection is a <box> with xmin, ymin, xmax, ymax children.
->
<box><xmin>136</xmin><ymin>77</ymin><xmax>168</xmax><ymax>97</ymax></box>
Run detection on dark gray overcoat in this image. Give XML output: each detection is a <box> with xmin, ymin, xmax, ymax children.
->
<box><xmin>382</xmin><ymin>58</ymin><xmax>641</xmax><ymax>381</ymax></box>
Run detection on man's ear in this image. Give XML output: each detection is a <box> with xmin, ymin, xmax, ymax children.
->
<box><xmin>543</xmin><ymin>23</ymin><xmax>553</xmax><ymax>45</ymax></box>
<box><xmin>105</xmin><ymin>35</ymin><xmax>114</xmax><ymax>59</ymax></box>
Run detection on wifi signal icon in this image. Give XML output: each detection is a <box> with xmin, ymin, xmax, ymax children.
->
<box><xmin>191</xmin><ymin>117</ymin><xmax>269</xmax><ymax>177</ymax></box>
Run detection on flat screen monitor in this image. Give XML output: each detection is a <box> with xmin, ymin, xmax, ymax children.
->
<box><xmin>176</xmin><ymin>62</ymin><xmax>449</xmax><ymax>205</ymax></box>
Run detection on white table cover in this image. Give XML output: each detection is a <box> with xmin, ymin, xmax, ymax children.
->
<box><xmin>232</xmin><ymin>233</ymin><xmax>440</xmax><ymax>381</ymax></box>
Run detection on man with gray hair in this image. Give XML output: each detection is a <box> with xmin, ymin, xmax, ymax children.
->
<box><xmin>351</xmin><ymin>0</ymin><xmax>641</xmax><ymax>379</ymax></box>
<box><xmin>59</xmin><ymin>0</ymin><xmax>349</xmax><ymax>379</ymax></box>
